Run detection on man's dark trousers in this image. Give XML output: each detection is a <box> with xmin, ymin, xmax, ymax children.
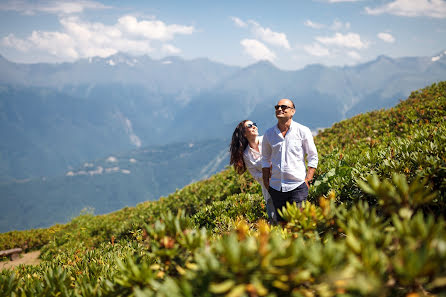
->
<box><xmin>269</xmin><ymin>182</ymin><xmax>308</xmax><ymax>222</ymax></box>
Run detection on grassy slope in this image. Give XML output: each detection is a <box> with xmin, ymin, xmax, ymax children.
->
<box><xmin>0</xmin><ymin>82</ymin><xmax>445</xmax><ymax>296</ymax></box>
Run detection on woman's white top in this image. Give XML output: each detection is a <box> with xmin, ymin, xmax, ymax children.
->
<box><xmin>242</xmin><ymin>136</ymin><xmax>276</xmax><ymax>221</ymax></box>
<box><xmin>242</xmin><ymin>136</ymin><xmax>264</xmax><ymax>184</ymax></box>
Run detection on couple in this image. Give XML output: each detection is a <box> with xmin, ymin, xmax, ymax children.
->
<box><xmin>229</xmin><ymin>98</ymin><xmax>319</xmax><ymax>223</ymax></box>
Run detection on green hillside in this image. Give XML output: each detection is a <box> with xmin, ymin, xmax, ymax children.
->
<box><xmin>1</xmin><ymin>82</ymin><xmax>445</xmax><ymax>296</ymax></box>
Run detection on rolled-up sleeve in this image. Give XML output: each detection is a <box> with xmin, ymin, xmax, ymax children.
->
<box><xmin>261</xmin><ymin>133</ymin><xmax>272</xmax><ymax>168</ymax></box>
<box><xmin>303</xmin><ymin>128</ymin><xmax>318</xmax><ymax>168</ymax></box>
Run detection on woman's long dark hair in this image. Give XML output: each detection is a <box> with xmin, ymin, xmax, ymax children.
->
<box><xmin>229</xmin><ymin>120</ymin><xmax>249</xmax><ymax>174</ymax></box>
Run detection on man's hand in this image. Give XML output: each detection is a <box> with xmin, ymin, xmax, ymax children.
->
<box><xmin>262</xmin><ymin>167</ymin><xmax>271</xmax><ymax>189</ymax></box>
<box><xmin>305</xmin><ymin>167</ymin><xmax>316</xmax><ymax>189</ymax></box>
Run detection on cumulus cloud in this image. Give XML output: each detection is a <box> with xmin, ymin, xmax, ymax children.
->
<box><xmin>316</xmin><ymin>32</ymin><xmax>368</xmax><ymax>49</ymax></box>
<box><xmin>240</xmin><ymin>39</ymin><xmax>276</xmax><ymax>61</ymax></box>
<box><xmin>2</xmin><ymin>34</ymin><xmax>32</xmax><ymax>52</ymax></box>
<box><xmin>331</xmin><ymin>20</ymin><xmax>351</xmax><ymax>30</ymax></box>
<box><xmin>1</xmin><ymin>15</ymin><xmax>194</xmax><ymax>61</ymax></box>
<box><xmin>29</xmin><ymin>30</ymin><xmax>79</xmax><ymax>58</ymax></box>
<box><xmin>304</xmin><ymin>43</ymin><xmax>330</xmax><ymax>57</ymax></box>
<box><xmin>303</xmin><ymin>31</ymin><xmax>367</xmax><ymax>62</ymax></box>
<box><xmin>233</xmin><ymin>18</ymin><xmax>291</xmax><ymax>49</ymax></box>
<box><xmin>305</xmin><ymin>19</ymin><xmax>350</xmax><ymax>31</ymax></box>
<box><xmin>305</xmin><ymin>20</ymin><xmax>325</xmax><ymax>29</ymax></box>
<box><xmin>347</xmin><ymin>51</ymin><xmax>361</xmax><ymax>60</ymax></box>
<box><xmin>365</xmin><ymin>0</ymin><xmax>446</xmax><ymax>18</ymax></box>
<box><xmin>231</xmin><ymin>16</ymin><xmax>247</xmax><ymax>27</ymax></box>
<box><xmin>248</xmin><ymin>21</ymin><xmax>291</xmax><ymax>49</ymax></box>
<box><xmin>162</xmin><ymin>44</ymin><xmax>181</xmax><ymax>54</ymax></box>
<box><xmin>0</xmin><ymin>0</ymin><xmax>109</xmax><ymax>15</ymax></box>
<box><xmin>118</xmin><ymin>15</ymin><xmax>194</xmax><ymax>41</ymax></box>
<box><xmin>378</xmin><ymin>32</ymin><xmax>396</xmax><ymax>43</ymax></box>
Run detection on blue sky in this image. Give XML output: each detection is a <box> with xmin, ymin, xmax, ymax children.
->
<box><xmin>0</xmin><ymin>0</ymin><xmax>445</xmax><ymax>70</ymax></box>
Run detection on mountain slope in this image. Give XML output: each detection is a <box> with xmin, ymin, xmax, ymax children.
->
<box><xmin>0</xmin><ymin>138</ymin><xmax>229</xmax><ymax>232</ymax></box>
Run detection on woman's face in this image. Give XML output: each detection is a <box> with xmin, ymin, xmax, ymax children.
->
<box><xmin>243</xmin><ymin>121</ymin><xmax>258</xmax><ymax>138</ymax></box>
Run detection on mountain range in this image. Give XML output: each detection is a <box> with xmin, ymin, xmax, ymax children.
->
<box><xmin>1</xmin><ymin>51</ymin><xmax>445</xmax><ymax>182</ymax></box>
<box><xmin>0</xmin><ymin>50</ymin><xmax>445</xmax><ymax>231</ymax></box>
<box><xmin>0</xmin><ymin>51</ymin><xmax>446</xmax><ymax>182</ymax></box>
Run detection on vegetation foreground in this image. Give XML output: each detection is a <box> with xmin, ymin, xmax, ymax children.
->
<box><xmin>1</xmin><ymin>82</ymin><xmax>445</xmax><ymax>297</ymax></box>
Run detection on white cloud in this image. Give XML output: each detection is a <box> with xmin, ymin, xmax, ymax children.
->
<box><xmin>60</xmin><ymin>16</ymin><xmax>152</xmax><ymax>57</ymax></box>
<box><xmin>0</xmin><ymin>0</ymin><xmax>109</xmax><ymax>15</ymax></box>
<box><xmin>305</xmin><ymin>20</ymin><xmax>325</xmax><ymax>29</ymax></box>
<box><xmin>106</xmin><ymin>156</ymin><xmax>117</xmax><ymax>163</ymax></box>
<box><xmin>249</xmin><ymin>21</ymin><xmax>291</xmax><ymax>49</ymax></box>
<box><xmin>365</xmin><ymin>0</ymin><xmax>446</xmax><ymax>18</ymax></box>
<box><xmin>240</xmin><ymin>39</ymin><xmax>276</xmax><ymax>61</ymax></box>
<box><xmin>28</xmin><ymin>30</ymin><xmax>79</xmax><ymax>58</ymax></box>
<box><xmin>316</xmin><ymin>32</ymin><xmax>368</xmax><ymax>49</ymax></box>
<box><xmin>304</xmin><ymin>19</ymin><xmax>350</xmax><ymax>31</ymax></box>
<box><xmin>330</xmin><ymin>20</ymin><xmax>351</xmax><ymax>30</ymax></box>
<box><xmin>432</xmin><ymin>51</ymin><xmax>446</xmax><ymax>61</ymax></box>
<box><xmin>2</xmin><ymin>34</ymin><xmax>31</xmax><ymax>52</ymax></box>
<box><xmin>162</xmin><ymin>44</ymin><xmax>181</xmax><ymax>54</ymax></box>
<box><xmin>347</xmin><ymin>51</ymin><xmax>361</xmax><ymax>60</ymax></box>
<box><xmin>118</xmin><ymin>15</ymin><xmax>194</xmax><ymax>41</ymax></box>
<box><xmin>304</xmin><ymin>43</ymin><xmax>330</xmax><ymax>56</ymax></box>
<box><xmin>378</xmin><ymin>32</ymin><xmax>395</xmax><ymax>43</ymax></box>
<box><xmin>234</xmin><ymin>19</ymin><xmax>291</xmax><ymax>50</ymax></box>
<box><xmin>231</xmin><ymin>16</ymin><xmax>247</xmax><ymax>27</ymax></box>
<box><xmin>1</xmin><ymin>15</ymin><xmax>193</xmax><ymax>61</ymax></box>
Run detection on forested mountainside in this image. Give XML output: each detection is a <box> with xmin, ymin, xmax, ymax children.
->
<box><xmin>1</xmin><ymin>82</ymin><xmax>445</xmax><ymax>296</ymax></box>
<box><xmin>0</xmin><ymin>138</ymin><xmax>229</xmax><ymax>232</ymax></box>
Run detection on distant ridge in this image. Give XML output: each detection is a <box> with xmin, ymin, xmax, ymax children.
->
<box><xmin>1</xmin><ymin>51</ymin><xmax>445</xmax><ymax>179</ymax></box>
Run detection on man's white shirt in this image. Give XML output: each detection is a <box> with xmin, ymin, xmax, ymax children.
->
<box><xmin>261</xmin><ymin>120</ymin><xmax>318</xmax><ymax>192</ymax></box>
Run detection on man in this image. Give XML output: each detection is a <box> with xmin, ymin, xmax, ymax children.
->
<box><xmin>262</xmin><ymin>98</ymin><xmax>318</xmax><ymax>221</ymax></box>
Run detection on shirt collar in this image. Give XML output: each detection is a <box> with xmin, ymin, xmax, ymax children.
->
<box><xmin>274</xmin><ymin>120</ymin><xmax>295</xmax><ymax>134</ymax></box>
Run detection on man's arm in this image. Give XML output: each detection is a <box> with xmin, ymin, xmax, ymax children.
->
<box><xmin>303</xmin><ymin>127</ymin><xmax>318</xmax><ymax>188</ymax></box>
<box><xmin>261</xmin><ymin>132</ymin><xmax>272</xmax><ymax>189</ymax></box>
<box><xmin>305</xmin><ymin>167</ymin><xmax>316</xmax><ymax>188</ymax></box>
<box><xmin>262</xmin><ymin>167</ymin><xmax>271</xmax><ymax>189</ymax></box>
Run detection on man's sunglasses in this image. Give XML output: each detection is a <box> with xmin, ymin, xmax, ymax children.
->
<box><xmin>275</xmin><ymin>105</ymin><xmax>294</xmax><ymax>111</ymax></box>
<box><xmin>246</xmin><ymin>123</ymin><xmax>257</xmax><ymax>128</ymax></box>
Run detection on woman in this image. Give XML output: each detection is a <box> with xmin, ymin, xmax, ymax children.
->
<box><xmin>229</xmin><ymin>120</ymin><xmax>277</xmax><ymax>223</ymax></box>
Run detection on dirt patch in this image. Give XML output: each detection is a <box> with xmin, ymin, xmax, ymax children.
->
<box><xmin>0</xmin><ymin>251</ymin><xmax>41</xmax><ymax>270</ymax></box>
